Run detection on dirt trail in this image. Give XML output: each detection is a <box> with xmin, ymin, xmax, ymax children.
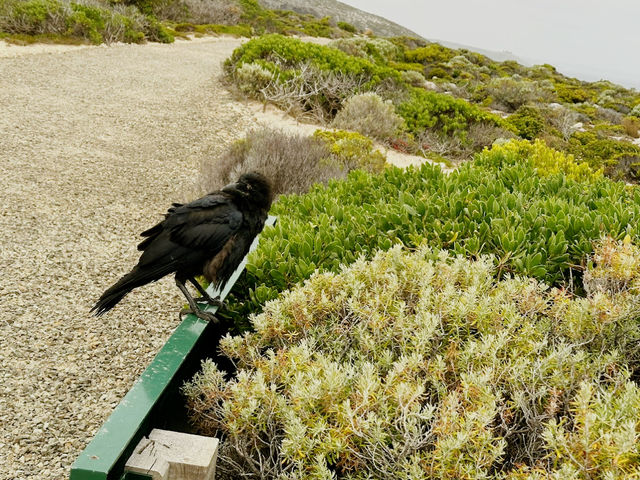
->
<box><xmin>0</xmin><ymin>36</ymin><xmax>431</xmax><ymax>480</ymax></box>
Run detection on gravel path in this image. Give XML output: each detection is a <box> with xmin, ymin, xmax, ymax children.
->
<box><xmin>0</xmin><ymin>37</ymin><xmax>259</xmax><ymax>480</ymax></box>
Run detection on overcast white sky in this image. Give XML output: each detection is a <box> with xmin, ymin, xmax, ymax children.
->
<box><xmin>339</xmin><ymin>0</ymin><xmax>640</xmax><ymax>90</ymax></box>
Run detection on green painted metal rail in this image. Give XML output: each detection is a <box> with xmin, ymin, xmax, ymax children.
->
<box><xmin>70</xmin><ymin>216</ymin><xmax>276</xmax><ymax>480</ymax></box>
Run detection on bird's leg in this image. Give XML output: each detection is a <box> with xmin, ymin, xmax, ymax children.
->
<box><xmin>189</xmin><ymin>277</ymin><xmax>225</xmax><ymax>308</ymax></box>
<box><xmin>175</xmin><ymin>277</ymin><xmax>218</xmax><ymax>322</ymax></box>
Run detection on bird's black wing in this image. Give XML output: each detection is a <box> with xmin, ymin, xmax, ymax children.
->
<box><xmin>138</xmin><ymin>194</ymin><xmax>240</xmax><ymax>250</ymax></box>
<box><xmin>166</xmin><ymin>202</ymin><xmax>243</xmax><ymax>250</ymax></box>
<box><xmin>137</xmin><ymin>193</ymin><xmax>243</xmax><ymax>267</ymax></box>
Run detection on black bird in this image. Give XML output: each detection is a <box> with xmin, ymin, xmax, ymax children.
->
<box><xmin>91</xmin><ymin>172</ymin><xmax>273</xmax><ymax>322</ymax></box>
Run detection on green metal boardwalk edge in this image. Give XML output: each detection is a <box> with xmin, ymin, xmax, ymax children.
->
<box><xmin>70</xmin><ymin>216</ymin><xmax>276</xmax><ymax>480</ymax></box>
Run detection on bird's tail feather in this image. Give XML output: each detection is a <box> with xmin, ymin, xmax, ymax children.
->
<box><xmin>91</xmin><ymin>266</ymin><xmax>163</xmax><ymax>316</ymax></box>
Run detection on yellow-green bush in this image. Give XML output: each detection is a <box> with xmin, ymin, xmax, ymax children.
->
<box><xmin>404</xmin><ymin>43</ymin><xmax>458</xmax><ymax>64</ymax></box>
<box><xmin>186</xmin><ymin>240</ymin><xmax>640</xmax><ymax>479</ymax></box>
<box><xmin>478</xmin><ymin>139</ymin><xmax>602</xmax><ymax>183</ymax></box>
<box><xmin>313</xmin><ymin>129</ymin><xmax>387</xmax><ymax>173</ymax></box>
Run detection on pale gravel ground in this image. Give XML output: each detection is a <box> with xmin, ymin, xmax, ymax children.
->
<box><xmin>0</xmin><ymin>36</ymin><xmax>258</xmax><ymax>480</ymax></box>
<box><xmin>0</xmin><ymin>36</ymin><xmax>432</xmax><ymax>480</ymax></box>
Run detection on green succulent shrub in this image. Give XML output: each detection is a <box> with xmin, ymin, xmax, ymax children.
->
<box><xmin>224</xmin><ymin>34</ymin><xmax>402</xmax><ymax>121</ymax></box>
<box><xmin>186</xmin><ymin>240</ymin><xmax>640</xmax><ymax>479</ymax></box>
<box><xmin>568</xmin><ymin>130</ymin><xmax>640</xmax><ymax>178</ymax></box>
<box><xmin>225</xmin><ymin>34</ymin><xmax>399</xmax><ymax>81</ymax></box>
<box><xmin>223</xmin><ymin>140</ymin><xmax>640</xmax><ymax>324</ymax></box>
<box><xmin>506</xmin><ymin>105</ymin><xmax>545</xmax><ymax>140</ymax></box>
<box><xmin>396</xmin><ymin>87</ymin><xmax>507</xmax><ymax>138</ymax></box>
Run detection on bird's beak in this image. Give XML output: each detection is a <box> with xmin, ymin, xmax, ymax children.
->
<box><xmin>222</xmin><ymin>182</ymin><xmax>248</xmax><ymax>197</ymax></box>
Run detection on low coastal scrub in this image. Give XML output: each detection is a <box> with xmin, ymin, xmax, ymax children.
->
<box><xmin>0</xmin><ymin>0</ymin><xmax>163</xmax><ymax>43</ymax></box>
<box><xmin>186</xmin><ymin>240</ymin><xmax>640</xmax><ymax>478</ymax></box>
<box><xmin>568</xmin><ymin>130</ymin><xmax>640</xmax><ymax>181</ymax></box>
<box><xmin>331</xmin><ymin>92</ymin><xmax>406</xmax><ymax>143</ymax></box>
<box><xmin>397</xmin><ymin>87</ymin><xmax>507</xmax><ymax>138</ymax></box>
<box><xmin>392</xmin><ymin>39</ymin><xmax>640</xmax><ymax>179</ymax></box>
<box><xmin>199</xmin><ymin>127</ymin><xmax>386</xmax><ymax>196</ymax></box>
<box><xmin>225</xmin><ymin>34</ymin><xmax>401</xmax><ymax>121</ymax></box>
<box><xmin>223</xmin><ymin>139</ymin><xmax>639</xmax><ymax>323</ymax></box>
<box><xmin>223</xmin><ymin>33</ymin><xmax>640</xmax><ymax>178</ymax></box>
<box><xmin>225</xmin><ymin>35</ymin><xmax>509</xmax><ymax>159</ymax></box>
<box><xmin>0</xmin><ymin>0</ymin><xmax>353</xmax><ymax>45</ymax></box>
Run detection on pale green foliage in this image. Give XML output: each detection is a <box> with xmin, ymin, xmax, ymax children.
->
<box><xmin>400</xmin><ymin>69</ymin><xmax>427</xmax><ymax>87</ymax></box>
<box><xmin>446</xmin><ymin>54</ymin><xmax>474</xmax><ymax>69</ymax></box>
<box><xmin>185</xmin><ymin>239</ymin><xmax>640</xmax><ymax>478</ymax></box>
<box><xmin>542</xmin><ymin>381</ymin><xmax>640</xmax><ymax>478</ymax></box>
<box><xmin>328</xmin><ymin>36</ymin><xmax>401</xmax><ymax>63</ymax></box>
<box><xmin>485</xmin><ymin>77</ymin><xmax>555</xmax><ymax>112</ymax></box>
<box><xmin>631</xmin><ymin>104</ymin><xmax>640</xmax><ymax>118</ymax></box>
<box><xmin>331</xmin><ymin>92</ymin><xmax>405</xmax><ymax>142</ymax></box>
<box><xmin>584</xmin><ymin>235</ymin><xmax>640</xmax><ymax>295</ymax></box>
<box><xmin>233</xmin><ymin>61</ymin><xmax>273</xmax><ymax>94</ymax></box>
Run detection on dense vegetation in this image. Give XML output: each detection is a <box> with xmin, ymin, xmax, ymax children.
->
<box><xmin>186</xmin><ymin>240</ymin><xmax>640</xmax><ymax>479</ymax></box>
<box><xmin>11</xmin><ymin>2</ymin><xmax>636</xmax><ymax>472</ymax></box>
<box><xmin>0</xmin><ymin>0</ymin><xmax>356</xmax><ymax>44</ymax></box>
<box><xmin>226</xmin><ymin>34</ymin><xmax>640</xmax><ymax>179</ymax></box>
<box><xmin>219</xmin><ymin>139</ymin><xmax>636</xmax><ymax>324</ymax></box>
<box><xmin>199</xmin><ymin>127</ymin><xmax>387</xmax><ymax>196</ymax></box>
<box><xmin>189</xmin><ymin>128</ymin><xmax>640</xmax><ymax>476</ymax></box>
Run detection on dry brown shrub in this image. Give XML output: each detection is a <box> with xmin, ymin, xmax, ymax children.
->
<box><xmin>199</xmin><ymin>128</ymin><xmax>346</xmax><ymax>197</ymax></box>
<box><xmin>622</xmin><ymin>116</ymin><xmax>640</xmax><ymax>138</ymax></box>
<box><xmin>154</xmin><ymin>0</ymin><xmax>242</xmax><ymax>23</ymax></box>
<box><xmin>259</xmin><ymin>63</ymin><xmax>372</xmax><ymax>123</ymax></box>
<box><xmin>544</xmin><ymin>105</ymin><xmax>581</xmax><ymax>140</ymax></box>
<box><xmin>418</xmin><ymin>122</ymin><xmax>513</xmax><ymax>162</ymax></box>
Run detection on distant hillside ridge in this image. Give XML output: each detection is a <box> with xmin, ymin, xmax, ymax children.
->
<box><xmin>258</xmin><ymin>0</ymin><xmax>424</xmax><ymax>39</ymax></box>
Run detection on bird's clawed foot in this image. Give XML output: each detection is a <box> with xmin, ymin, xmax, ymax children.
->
<box><xmin>194</xmin><ymin>296</ymin><xmax>226</xmax><ymax>309</ymax></box>
<box><xmin>179</xmin><ymin>307</ymin><xmax>219</xmax><ymax>323</ymax></box>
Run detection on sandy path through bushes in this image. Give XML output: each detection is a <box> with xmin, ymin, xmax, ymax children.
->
<box><xmin>0</xmin><ymin>36</ymin><xmax>431</xmax><ymax>480</ymax></box>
